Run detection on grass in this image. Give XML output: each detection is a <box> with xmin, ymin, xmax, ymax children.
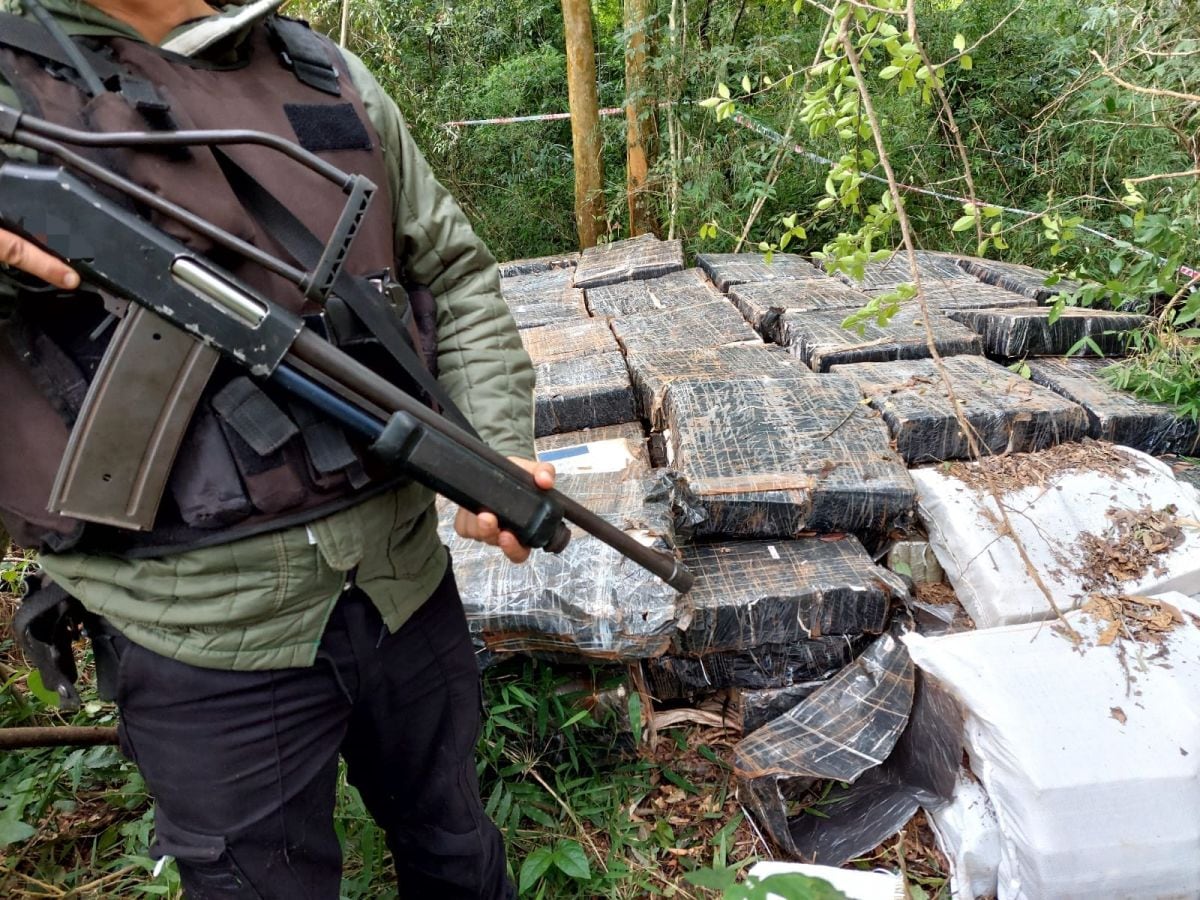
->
<box><xmin>0</xmin><ymin>552</ymin><xmax>947</xmax><ymax>899</ymax></box>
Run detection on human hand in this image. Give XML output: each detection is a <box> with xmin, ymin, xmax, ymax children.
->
<box><xmin>453</xmin><ymin>457</ymin><xmax>556</xmax><ymax>564</ymax></box>
<box><xmin>0</xmin><ymin>227</ymin><xmax>80</xmax><ymax>290</ymax></box>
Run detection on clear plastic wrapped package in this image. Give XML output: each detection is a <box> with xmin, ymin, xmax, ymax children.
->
<box><xmin>779</xmin><ymin>307</ymin><xmax>983</xmax><ymax>371</ymax></box>
<box><xmin>584</xmin><ymin>268</ymin><xmax>723</xmax><ymax>317</ymax></box>
<box><xmin>644</xmin><ymin>636</ymin><xmax>869</xmax><ymax>698</ymax></box>
<box><xmin>956</xmin><ymin>257</ymin><xmax>1079</xmax><ymax>301</ymax></box>
<box><xmin>831</xmin><ymin>250</ymin><xmax>973</xmax><ymax>291</ymax></box>
<box><xmin>505</xmin><ymin>289</ymin><xmax>589</xmax><ymax>330</ymax></box>
<box><xmin>572</xmin><ymin>233</ymin><xmax>685</xmax><ymax>289</ymax></box>
<box><xmin>501</xmin><ymin>267</ymin><xmax>576</xmax><ymax>298</ymax></box>
<box><xmin>830</xmin><ymin>355</ymin><xmax>1089</xmax><ymax>464</ymax></box>
<box><xmin>696</xmin><ymin>252</ymin><xmax>827</xmax><ymax>292</ymax></box>
<box><xmin>610</xmin><ymin>300</ymin><xmax>760</xmax><ymax>356</ymax></box>
<box><xmin>1026</xmin><ymin>357</ymin><xmax>1200</xmax><ymax>454</ymax></box>
<box><xmin>729</xmin><ymin>281</ymin><xmax>872</xmax><ymax>341</ymax></box>
<box><xmin>440</xmin><ymin>472</ymin><xmax>687</xmax><ymax>660</ymax></box>
<box><xmin>674</xmin><ymin>538</ymin><xmax>905</xmax><ymax>654</ymax></box>
<box><xmin>625</xmin><ymin>345</ymin><xmax>813</xmax><ymax>429</ymax></box>
<box><xmin>665</xmin><ymin>377</ymin><xmax>916</xmax><ymax>543</ymax></box>
<box><xmin>521</xmin><ymin>319</ymin><xmax>620</xmax><ymax>365</ymax></box>
<box><xmin>946</xmin><ymin>307</ymin><xmax>1149</xmax><ymax>358</ymax></box>
<box><xmin>862</xmin><ymin>281</ymin><xmax>1035</xmax><ymax>311</ymax></box>
<box><xmin>534</xmin><ymin>351</ymin><xmax>638</xmax><ymax>437</ymax></box>
<box><xmin>498</xmin><ymin>252</ymin><xmax>579</xmax><ymax>278</ymax></box>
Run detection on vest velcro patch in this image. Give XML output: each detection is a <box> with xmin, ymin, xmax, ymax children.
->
<box><xmin>283</xmin><ymin>102</ymin><xmax>371</xmax><ymax>152</ymax></box>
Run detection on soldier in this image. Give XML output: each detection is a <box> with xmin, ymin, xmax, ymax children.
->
<box><xmin>0</xmin><ymin>1</ymin><xmax>553</xmax><ymax>897</ymax></box>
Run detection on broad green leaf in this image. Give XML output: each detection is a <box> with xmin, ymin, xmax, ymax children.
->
<box><xmin>953</xmin><ymin>33</ymin><xmax>967</xmax><ymax>52</ymax></box>
<box><xmin>960</xmin><ymin>54</ymin><xmax>973</xmax><ymax>70</ymax></box>
<box><xmin>552</xmin><ymin>840</ymin><xmax>591</xmax><ymax>880</ymax></box>
<box><xmin>879</xmin><ymin>65</ymin><xmax>902</xmax><ymax>80</ymax></box>
<box><xmin>682</xmin><ymin>867</ymin><xmax>740</xmax><ymax>890</ymax></box>
<box><xmin>717</xmin><ymin>82</ymin><xmax>731</xmax><ymax>99</ymax></box>
<box><xmin>518</xmin><ymin>847</ymin><xmax>555</xmax><ymax>894</ymax></box>
<box><xmin>742</xmin><ymin>75</ymin><xmax>752</xmax><ymax>93</ymax></box>
<box><xmin>27</xmin><ymin>669</ymin><xmax>62</xmax><ymax>708</ymax></box>
<box><xmin>0</xmin><ymin>820</ymin><xmax>36</xmax><ymax>847</ymax></box>
<box><xmin>699</xmin><ymin>97</ymin><xmax>722</xmax><ymax>108</ymax></box>
<box><xmin>952</xmin><ymin>214</ymin><xmax>978</xmax><ymax>232</ymax></box>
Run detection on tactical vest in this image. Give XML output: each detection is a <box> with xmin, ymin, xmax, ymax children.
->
<box><xmin>0</xmin><ymin>16</ymin><xmax>426</xmax><ymax>556</ymax></box>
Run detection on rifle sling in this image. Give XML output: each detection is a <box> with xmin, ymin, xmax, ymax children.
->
<box><xmin>211</xmin><ymin>147</ymin><xmax>480</xmax><ymax>439</ymax></box>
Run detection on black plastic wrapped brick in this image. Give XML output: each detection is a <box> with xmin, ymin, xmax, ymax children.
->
<box><xmin>740</xmin><ymin>682</ymin><xmax>829</xmax><ymax>735</ymax></box>
<box><xmin>534</xmin><ymin>351</ymin><xmax>638</xmax><ymax>437</ymax></box>
<box><xmin>1026</xmin><ymin>357</ymin><xmax>1200</xmax><ymax>454</ymax></box>
<box><xmin>498</xmin><ymin>252</ymin><xmax>579</xmax><ymax>278</ymax></box>
<box><xmin>505</xmin><ymin>288</ymin><xmax>590</xmax><ymax>330</ymax></box>
<box><xmin>956</xmin><ymin>257</ymin><xmax>1079</xmax><ymax>301</ymax></box>
<box><xmin>585</xmin><ymin>268</ymin><xmax>723</xmax><ymax>318</ymax></box>
<box><xmin>644</xmin><ymin>636</ymin><xmax>870</xmax><ymax>698</ymax></box>
<box><xmin>861</xmin><ymin>281</ymin><xmax>1035</xmax><ymax>312</ymax></box>
<box><xmin>696</xmin><ymin>252</ymin><xmax>827</xmax><ymax>292</ymax></box>
<box><xmin>572</xmin><ymin>233</ymin><xmax>685</xmax><ymax>289</ymax></box>
<box><xmin>729</xmin><ymin>281</ymin><xmax>872</xmax><ymax>342</ymax></box>
<box><xmin>946</xmin><ymin>307</ymin><xmax>1150</xmax><ymax>358</ymax></box>
<box><xmin>779</xmin><ymin>307</ymin><xmax>982</xmax><ymax>372</ymax></box>
<box><xmin>830</xmin><ymin>355</ymin><xmax>1089</xmax><ymax>464</ymax></box>
<box><xmin>665</xmin><ymin>377</ymin><xmax>915</xmax><ymax>543</ymax></box>
<box><xmin>830</xmin><ymin>250</ymin><xmax>973</xmax><ymax>291</ymax></box>
<box><xmin>610</xmin><ymin>300</ymin><xmax>760</xmax><ymax>356</ymax></box>
<box><xmin>438</xmin><ymin>472</ymin><xmax>684</xmax><ymax>661</ymax></box>
<box><xmin>521</xmin><ymin>319</ymin><xmax>620</xmax><ymax>365</ymax></box>
<box><xmin>674</xmin><ymin>538</ymin><xmax>906</xmax><ymax>655</ymax></box>
<box><xmin>625</xmin><ymin>345</ymin><xmax>814</xmax><ymax>430</ymax></box>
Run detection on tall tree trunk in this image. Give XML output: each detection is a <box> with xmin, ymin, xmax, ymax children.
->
<box><xmin>562</xmin><ymin>0</ymin><xmax>606</xmax><ymax>249</ymax></box>
<box><xmin>624</xmin><ymin>0</ymin><xmax>657</xmax><ymax>236</ymax></box>
<box><xmin>0</xmin><ymin>523</ymin><xmax>9</xmax><ymax>557</ymax></box>
<box><xmin>339</xmin><ymin>0</ymin><xmax>351</xmax><ymax>47</ymax></box>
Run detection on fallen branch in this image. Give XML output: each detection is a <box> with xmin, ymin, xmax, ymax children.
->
<box><xmin>0</xmin><ymin>726</ymin><xmax>119</xmax><ymax>749</ymax></box>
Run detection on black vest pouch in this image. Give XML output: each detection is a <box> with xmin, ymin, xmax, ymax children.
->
<box><xmin>211</xmin><ymin>377</ymin><xmax>308</xmax><ymax>515</ymax></box>
<box><xmin>168</xmin><ymin>405</ymin><xmax>254</xmax><ymax>529</ymax></box>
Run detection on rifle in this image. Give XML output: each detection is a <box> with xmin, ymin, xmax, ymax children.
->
<box><xmin>0</xmin><ymin>102</ymin><xmax>694</xmax><ymax>594</ymax></box>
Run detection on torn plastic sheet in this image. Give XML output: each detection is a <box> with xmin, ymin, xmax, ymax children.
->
<box><xmin>498</xmin><ymin>251</ymin><xmax>578</xmax><ymax>278</ymax></box>
<box><xmin>439</xmin><ymin>472</ymin><xmax>686</xmax><ymax>660</ymax></box>
<box><xmin>610</xmin><ymin>300</ymin><xmax>760</xmax><ymax>356</ymax></box>
<box><xmin>572</xmin><ymin>233</ymin><xmax>685</xmax><ymax>289</ymax></box>
<box><xmin>534</xmin><ymin>351</ymin><xmax>637</xmax><ymax>437</ymax></box>
<box><xmin>779</xmin><ymin>307</ymin><xmax>982</xmax><ymax>372</ymax></box>
<box><xmin>1027</xmin><ymin>357</ymin><xmax>1200</xmax><ymax>454</ymax></box>
<box><xmin>536</xmin><ymin>423</ymin><xmax>648</xmax><ymax>473</ymax></box>
<box><xmin>946</xmin><ymin>307</ymin><xmax>1150</xmax><ymax>358</ymax></box>
<box><xmin>927</xmin><ymin>769</ymin><xmax>1002</xmax><ymax>900</ymax></box>
<box><xmin>696</xmin><ymin>252</ymin><xmax>827</xmax><ymax>292</ymax></box>
<box><xmin>673</xmin><ymin>538</ymin><xmax>905</xmax><ymax>655</ymax></box>
<box><xmin>956</xmin><ymin>257</ymin><xmax>1079</xmax><ymax>301</ymax></box>
<box><xmin>831</xmin><ymin>250</ymin><xmax>973</xmax><ymax>291</ymax></box>
<box><xmin>625</xmin><ymin>345</ymin><xmax>813</xmax><ymax>430</ymax></box>
<box><xmin>862</xmin><ymin>281</ymin><xmax>1035</xmax><ymax>311</ymax></box>
<box><xmin>729</xmin><ymin>281</ymin><xmax>872</xmax><ymax>342</ymax></box>
<box><xmin>740</xmin><ymin>682</ymin><xmax>829</xmax><ymax>735</ymax></box>
<box><xmin>830</xmin><ymin>355</ymin><xmax>1088</xmax><ymax>464</ymax></box>
<box><xmin>665</xmin><ymin>377</ymin><xmax>915</xmax><ymax>543</ymax></box>
<box><xmin>735</xmin><ymin>624</ymin><xmax>962</xmax><ymax>865</ymax></box>
<box><xmin>644</xmin><ymin>636</ymin><xmax>869</xmax><ymax>699</ymax></box>
<box><xmin>521</xmin><ymin>319</ymin><xmax>619</xmax><ymax>365</ymax></box>
<box><xmin>584</xmin><ymin>268</ymin><xmax>723</xmax><ymax>318</ymax></box>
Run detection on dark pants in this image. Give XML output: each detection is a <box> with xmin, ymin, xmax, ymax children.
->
<box><xmin>110</xmin><ymin>566</ymin><xmax>512</xmax><ymax>899</ymax></box>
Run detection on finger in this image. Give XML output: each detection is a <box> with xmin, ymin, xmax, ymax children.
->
<box><xmin>531</xmin><ymin>461</ymin><xmax>556</xmax><ymax>490</ymax></box>
<box><xmin>498</xmin><ymin>531</ymin><xmax>531</xmax><ymax>564</ymax></box>
<box><xmin>0</xmin><ymin>231</ymin><xmax>79</xmax><ymax>290</ymax></box>
<box><xmin>475</xmin><ymin>511</ymin><xmax>501</xmax><ymax>542</ymax></box>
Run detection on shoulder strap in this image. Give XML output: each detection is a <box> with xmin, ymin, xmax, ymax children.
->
<box><xmin>211</xmin><ymin>148</ymin><xmax>481</xmax><ymax>439</ymax></box>
<box><xmin>265</xmin><ymin>16</ymin><xmax>342</xmax><ymax>97</ymax></box>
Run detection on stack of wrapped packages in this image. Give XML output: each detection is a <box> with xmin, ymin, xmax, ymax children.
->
<box><xmin>443</xmin><ymin>239</ymin><xmax>1200</xmax><ymax>896</ymax></box>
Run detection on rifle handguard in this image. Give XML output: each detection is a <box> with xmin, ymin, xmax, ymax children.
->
<box><xmin>370</xmin><ymin>412</ymin><xmax>571</xmax><ymax>553</ymax></box>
